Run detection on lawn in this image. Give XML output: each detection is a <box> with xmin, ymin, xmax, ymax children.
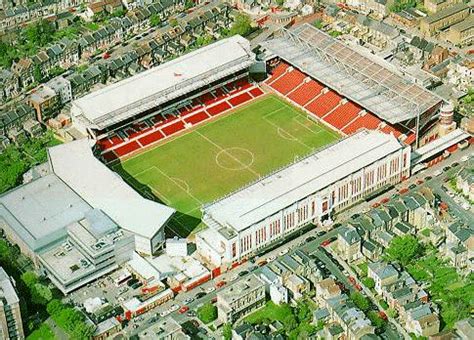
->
<box><xmin>115</xmin><ymin>94</ymin><xmax>339</xmax><ymax>237</ymax></box>
<box><xmin>246</xmin><ymin>301</ymin><xmax>293</xmax><ymax>325</ymax></box>
<box><xmin>406</xmin><ymin>254</ymin><xmax>474</xmax><ymax>329</ymax></box>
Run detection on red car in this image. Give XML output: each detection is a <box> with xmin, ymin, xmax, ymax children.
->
<box><xmin>348</xmin><ymin>276</ymin><xmax>356</xmax><ymax>284</ymax></box>
<box><xmin>372</xmin><ymin>202</ymin><xmax>380</xmax><ymax>208</ymax></box>
<box><xmin>215</xmin><ymin>281</ymin><xmax>226</xmax><ymax>288</ymax></box>
<box><xmin>416</xmin><ymin>179</ymin><xmax>424</xmax><ymax>185</ymax></box>
<box><xmin>321</xmin><ymin>240</ymin><xmax>331</xmax><ymax>247</ymax></box>
<box><xmin>179</xmin><ymin>306</ymin><xmax>189</xmax><ymax>314</ymax></box>
<box><xmin>380</xmin><ymin>197</ymin><xmax>389</xmax><ymax>204</ymax></box>
<box><xmin>399</xmin><ymin>188</ymin><xmax>409</xmax><ymax>194</ymax></box>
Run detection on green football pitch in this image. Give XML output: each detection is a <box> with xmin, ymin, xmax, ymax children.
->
<box><xmin>113</xmin><ymin>94</ymin><xmax>340</xmax><ymax>237</ymax></box>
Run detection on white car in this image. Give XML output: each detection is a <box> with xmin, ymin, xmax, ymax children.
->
<box><xmin>184</xmin><ymin>297</ymin><xmax>194</xmax><ymax>305</ymax></box>
<box><xmin>433</xmin><ymin>170</ymin><xmax>443</xmax><ymax>177</ymax></box>
<box><xmin>278</xmin><ymin>249</ymin><xmax>289</xmax><ymax>256</ymax></box>
<box><xmin>160</xmin><ymin>310</ymin><xmax>170</xmax><ymax>317</ymax></box>
<box><xmin>230</xmin><ymin>275</ymin><xmax>238</xmax><ymax>282</ymax></box>
<box><xmin>169</xmin><ymin>304</ymin><xmax>179</xmax><ymax>312</ymax></box>
<box><xmin>205</xmin><ymin>286</ymin><xmax>216</xmax><ymax>293</ymax></box>
<box><xmin>460</xmin><ymin>155</ymin><xmax>469</xmax><ymax>162</ymax></box>
<box><xmin>267</xmin><ymin>256</ymin><xmax>276</xmax><ymax>262</ymax></box>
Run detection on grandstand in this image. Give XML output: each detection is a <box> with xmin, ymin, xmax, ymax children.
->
<box><xmin>71</xmin><ymin>35</ymin><xmax>260</xmax><ymax>162</ymax></box>
<box><xmin>197</xmin><ymin>130</ymin><xmax>411</xmax><ymax>267</ymax></box>
<box><xmin>260</xmin><ymin>24</ymin><xmax>444</xmax><ymax>147</ymax></box>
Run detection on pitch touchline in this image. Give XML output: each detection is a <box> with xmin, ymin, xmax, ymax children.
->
<box><xmin>263</xmin><ymin>116</ymin><xmax>313</xmax><ymax>151</ymax></box>
<box><xmin>195</xmin><ymin>131</ymin><xmax>260</xmax><ymax>177</ymax></box>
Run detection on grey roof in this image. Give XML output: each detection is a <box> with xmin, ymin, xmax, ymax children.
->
<box><xmin>0</xmin><ymin>173</ymin><xmax>92</xmax><ymax>251</ymax></box>
<box><xmin>422</xmin><ymin>4</ymin><xmax>468</xmax><ymax>25</ymax></box>
<box><xmin>368</xmin><ymin>262</ymin><xmax>398</xmax><ymax>280</ymax></box>
<box><xmin>339</xmin><ymin>225</ymin><xmax>361</xmax><ymax>245</ymax></box>
<box><xmin>0</xmin><ymin>267</ymin><xmax>20</xmax><ymax>305</ymax></box>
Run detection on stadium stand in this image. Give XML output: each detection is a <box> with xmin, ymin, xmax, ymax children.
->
<box><xmin>94</xmin><ymin>78</ymin><xmax>264</xmax><ymax>161</ymax></box>
<box><xmin>265</xmin><ymin>60</ymin><xmax>417</xmax><ymax>144</ymax></box>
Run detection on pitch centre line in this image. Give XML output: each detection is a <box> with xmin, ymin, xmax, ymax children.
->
<box><xmin>195</xmin><ymin>131</ymin><xmax>261</xmax><ymax>177</ymax></box>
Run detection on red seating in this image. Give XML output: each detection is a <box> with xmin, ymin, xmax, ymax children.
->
<box><xmin>207</xmin><ymin>102</ymin><xmax>231</xmax><ymax>116</ymax></box>
<box><xmin>266</xmin><ymin>63</ymin><xmax>289</xmax><ymax>84</ymax></box>
<box><xmin>138</xmin><ymin>130</ymin><xmax>165</xmax><ymax>147</ymax></box>
<box><xmin>200</xmin><ymin>92</ymin><xmax>215</xmax><ymax>105</ymax></box>
<box><xmin>288</xmin><ymin>80</ymin><xmax>323</xmax><ymax>106</ymax></box>
<box><xmin>114</xmin><ymin>141</ymin><xmax>141</xmax><ymax>157</ymax></box>
<box><xmin>249</xmin><ymin>87</ymin><xmax>264</xmax><ymax>98</ymax></box>
<box><xmin>229</xmin><ymin>92</ymin><xmax>252</xmax><ymax>107</ymax></box>
<box><xmin>184</xmin><ymin>111</ymin><xmax>208</xmax><ymax>125</ymax></box>
<box><xmin>271</xmin><ymin>69</ymin><xmax>306</xmax><ymax>95</ymax></box>
<box><xmin>306</xmin><ymin>91</ymin><xmax>342</xmax><ymax>118</ymax></box>
<box><xmin>380</xmin><ymin>124</ymin><xmax>401</xmax><ymax>137</ymax></box>
<box><xmin>342</xmin><ymin>113</ymin><xmax>382</xmax><ymax>135</ymax></box>
<box><xmin>161</xmin><ymin>120</ymin><xmax>185</xmax><ymax>136</ymax></box>
<box><xmin>102</xmin><ymin>151</ymin><xmax>118</xmax><ymax>163</ymax></box>
<box><xmin>324</xmin><ymin>102</ymin><xmax>362</xmax><ymax>130</ymax></box>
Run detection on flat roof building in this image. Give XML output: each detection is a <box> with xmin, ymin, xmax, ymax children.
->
<box><xmin>0</xmin><ymin>267</ymin><xmax>24</xmax><ymax>339</ymax></box>
<box><xmin>197</xmin><ymin>130</ymin><xmax>411</xmax><ymax>267</ymax></box>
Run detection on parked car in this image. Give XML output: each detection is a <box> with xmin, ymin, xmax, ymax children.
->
<box><xmin>205</xmin><ymin>286</ymin><xmax>215</xmax><ymax>293</ymax></box>
<box><xmin>195</xmin><ymin>292</ymin><xmax>206</xmax><ymax>299</ymax></box>
<box><xmin>184</xmin><ymin>297</ymin><xmax>194</xmax><ymax>304</ymax></box>
<box><xmin>238</xmin><ymin>270</ymin><xmax>249</xmax><ymax>277</ymax></box>
<box><xmin>179</xmin><ymin>306</ymin><xmax>189</xmax><ymax>314</ymax></box>
<box><xmin>215</xmin><ymin>281</ymin><xmax>226</xmax><ymax>288</ymax></box>
<box><xmin>187</xmin><ymin>310</ymin><xmax>196</xmax><ymax>317</ymax></box>
<box><xmin>409</xmin><ymin>184</ymin><xmax>417</xmax><ymax>190</ymax></box>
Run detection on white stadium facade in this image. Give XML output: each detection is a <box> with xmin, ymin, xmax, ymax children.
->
<box><xmin>196</xmin><ymin>130</ymin><xmax>411</xmax><ymax>267</ymax></box>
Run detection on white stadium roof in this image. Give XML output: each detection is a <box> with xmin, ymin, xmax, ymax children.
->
<box><xmin>72</xmin><ymin>35</ymin><xmax>255</xmax><ymax>130</ymax></box>
<box><xmin>48</xmin><ymin>139</ymin><xmax>175</xmax><ymax>238</ymax></box>
<box><xmin>204</xmin><ymin>130</ymin><xmax>404</xmax><ymax>232</ymax></box>
<box><xmin>260</xmin><ymin>24</ymin><xmax>443</xmax><ymax>124</ymax></box>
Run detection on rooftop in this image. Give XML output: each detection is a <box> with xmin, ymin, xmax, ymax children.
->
<box><xmin>48</xmin><ymin>139</ymin><xmax>175</xmax><ymax>239</ymax></box>
<box><xmin>0</xmin><ymin>267</ymin><xmax>19</xmax><ymax>306</ymax></box>
<box><xmin>0</xmin><ymin>174</ymin><xmax>91</xmax><ymax>251</ymax></box>
<box><xmin>204</xmin><ymin>130</ymin><xmax>404</xmax><ymax>232</ymax></box>
<box><xmin>72</xmin><ymin>35</ymin><xmax>254</xmax><ymax>130</ymax></box>
<box><xmin>260</xmin><ymin>24</ymin><xmax>442</xmax><ymax>124</ymax></box>
<box><xmin>422</xmin><ymin>4</ymin><xmax>469</xmax><ymax>25</ymax></box>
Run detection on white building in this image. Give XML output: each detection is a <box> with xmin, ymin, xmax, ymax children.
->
<box><xmin>165</xmin><ymin>238</ymin><xmax>188</xmax><ymax>257</ymax></box>
<box><xmin>197</xmin><ymin>130</ymin><xmax>411</xmax><ymax>267</ymax></box>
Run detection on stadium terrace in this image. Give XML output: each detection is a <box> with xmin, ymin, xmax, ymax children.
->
<box><xmin>196</xmin><ymin>130</ymin><xmax>411</xmax><ymax>267</ymax></box>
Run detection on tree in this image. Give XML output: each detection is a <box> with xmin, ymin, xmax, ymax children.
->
<box><xmin>169</xmin><ymin>18</ymin><xmax>178</xmax><ymax>27</ymax></box>
<box><xmin>33</xmin><ymin>64</ymin><xmax>43</xmax><ymax>83</ymax></box>
<box><xmin>47</xmin><ymin>299</ymin><xmax>64</xmax><ymax>316</ymax></box>
<box><xmin>387</xmin><ymin>308</ymin><xmax>398</xmax><ymax>319</ymax></box>
<box><xmin>283</xmin><ymin>314</ymin><xmax>298</xmax><ymax>331</ymax></box>
<box><xmin>350</xmin><ymin>292</ymin><xmax>370</xmax><ymax>312</ymax></box>
<box><xmin>21</xmin><ymin>271</ymin><xmax>38</xmax><ymax>288</ymax></box>
<box><xmin>0</xmin><ymin>240</ymin><xmax>11</xmax><ymax>261</ymax></box>
<box><xmin>362</xmin><ymin>277</ymin><xmax>375</xmax><ymax>289</ymax></box>
<box><xmin>185</xmin><ymin>0</ymin><xmax>194</xmax><ymax>9</ymax></box>
<box><xmin>385</xmin><ymin>235</ymin><xmax>423</xmax><ymax>266</ymax></box>
<box><xmin>229</xmin><ymin>13</ymin><xmax>253</xmax><ymax>37</ymax></box>
<box><xmin>150</xmin><ymin>14</ymin><xmax>161</xmax><ymax>27</ymax></box>
<box><xmin>368</xmin><ymin>311</ymin><xmax>386</xmax><ymax>329</ymax></box>
<box><xmin>222</xmin><ymin>323</ymin><xmax>232</xmax><ymax>340</ymax></box>
<box><xmin>197</xmin><ymin>303</ymin><xmax>217</xmax><ymax>324</ymax></box>
<box><xmin>296</xmin><ymin>301</ymin><xmax>311</xmax><ymax>322</ymax></box>
<box><xmin>31</xmin><ymin>283</ymin><xmax>52</xmax><ymax>305</ymax></box>
<box><xmin>313</xmin><ymin>19</ymin><xmax>323</xmax><ymax>29</ymax></box>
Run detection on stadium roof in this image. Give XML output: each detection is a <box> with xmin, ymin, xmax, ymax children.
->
<box><xmin>72</xmin><ymin>35</ymin><xmax>255</xmax><ymax>130</ymax></box>
<box><xmin>0</xmin><ymin>173</ymin><xmax>91</xmax><ymax>251</ymax></box>
<box><xmin>259</xmin><ymin>24</ymin><xmax>443</xmax><ymax>124</ymax></box>
<box><xmin>204</xmin><ymin>130</ymin><xmax>405</xmax><ymax>232</ymax></box>
<box><xmin>48</xmin><ymin>139</ymin><xmax>175</xmax><ymax>239</ymax></box>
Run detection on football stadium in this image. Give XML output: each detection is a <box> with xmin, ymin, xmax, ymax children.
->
<box><xmin>70</xmin><ymin>24</ymin><xmax>444</xmax><ymax>244</ymax></box>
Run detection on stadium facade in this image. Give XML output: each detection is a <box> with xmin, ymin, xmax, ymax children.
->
<box><xmin>196</xmin><ymin>130</ymin><xmax>411</xmax><ymax>267</ymax></box>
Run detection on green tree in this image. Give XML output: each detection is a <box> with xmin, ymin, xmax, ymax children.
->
<box><xmin>150</xmin><ymin>14</ymin><xmax>161</xmax><ymax>27</ymax></box>
<box><xmin>31</xmin><ymin>283</ymin><xmax>52</xmax><ymax>305</ymax></box>
<box><xmin>229</xmin><ymin>13</ymin><xmax>253</xmax><ymax>37</ymax></box>
<box><xmin>283</xmin><ymin>314</ymin><xmax>298</xmax><ymax>331</ymax></box>
<box><xmin>385</xmin><ymin>235</ymin><xmax>423</xmax><ymax>266</ymax></box>
<box><xmin>169</xmin><ymin>18</ymin><xmax>178</xmax><ymax>27</ymax></box>
<box><xmin>33</xmin><ymin>64</ymin><xmax>43</xmax><ymax>83</ymax></box>
<box><xmin>0</xmin><ymin>240</ymin><xmax>11</xmax><ymax>261</ymax></box>
<box><xmin>313</xmin><ymin>19</ymin><xmax>323</xmax><ymax>29</ymax></box>
<box><xmin>223</xmin><ymin>323</ymin><xmax>232</xmax><ymax>340</ymax></box>
<box><xmin>21</xmin><ymin>271</ymin><xmax>38</xmax><ymax>288</ymax></box>
<box><xmin>362</xmin><ymin>277</ymin><xmax>375</xmax><ymax>289</ymax></box>
<box><xmin>296</xmin><ymin>301</ymin><xmax>311</xmax><ymax>322</ymax></box>
<box><xmin>350</xmin><ymin>292</ymin><xmax>370</xmax><ymax>312</ymax></box>
<box><xmin>368</xmin><ymin>310</ymin><xmax>386</xmax><ymax>329</ymax></box>
<box><xmin>197</xmin><ymin>303</ymin><xmax>217</xmax><ymax>324</ymax></box>
<box><xmin>185</xmin><ymin>0</ymin><xmax>194</xmax><ymax>9</ymax></box>
<box><xmin>387</xmin><ymin>308</ymin><xmax>398</xmax><ymax>318</ymax></box>
<box><xmin>47</xmin><ymin>299</ymin><xmax>64</xmax><ymax>316</ymax></box>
